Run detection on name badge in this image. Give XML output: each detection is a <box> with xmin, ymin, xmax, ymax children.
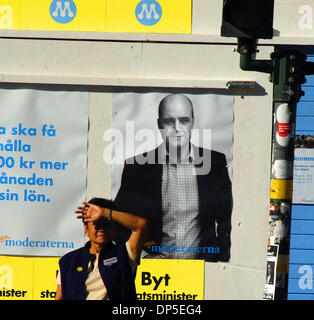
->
<box><xmin>103</xmin><ymin>257</ymin><xmax>118</xmax><ymax>267</ymax></box>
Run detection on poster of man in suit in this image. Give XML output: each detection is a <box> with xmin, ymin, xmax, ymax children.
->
<box><xmin>108</xmin><ymin>92</ymin><xmax>233</xmax><ymax>262</ymax></box>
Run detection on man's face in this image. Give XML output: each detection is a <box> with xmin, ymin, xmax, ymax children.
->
<box><xmin>158</xmin><ymin>95</ymin><xmax>194</xmax><ymax>158</ymax></box>
<box><xmin>84</xmin><ymin>219</ymin><xmax>115</xmax><ymax>246</ymax></box>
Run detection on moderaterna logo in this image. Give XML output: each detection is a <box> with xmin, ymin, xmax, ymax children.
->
<box><xmin>135</xmin><ymin>0</ymin><xmax>162</xmax><ymax>26</ymax></box>
<box><xmin>50</xmin><ymin>0</ymin><xmax>77</xmax><ymax>24</ymax></box>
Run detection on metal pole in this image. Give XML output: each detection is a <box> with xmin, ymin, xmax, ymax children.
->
<box><xmin>236</xmin><ymin>40</ymin><xmax>311</xmax><ymax>299</ymax></box>
<box><xmin>267</xmin><ymin>50</ymin><xmax>304</xmax><ymax>300</ymax></box>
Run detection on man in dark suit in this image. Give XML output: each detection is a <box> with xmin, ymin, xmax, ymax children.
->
<box><xmin>114</xmin><ymin>94</ymin><xmax>232</xmax><ymax>262</ymax></box>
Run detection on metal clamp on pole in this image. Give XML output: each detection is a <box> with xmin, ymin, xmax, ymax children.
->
<box><xmin>226</xmin><ymin>81</ymin><xmax>256</xmax><ymax>91</ymax></box>
<box><xmin>236</xmin><ymin>38</ymin><xmax>273</xmax><ymax>74</ymax></box>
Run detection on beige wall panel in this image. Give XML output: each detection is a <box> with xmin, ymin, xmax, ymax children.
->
<box><xmin>231</xmin><ymin>94</ymin><xmax>272</xmax><ymax>269</ymax></box>
<box><xmin>273</xmin><ymin>0</ymin><xmax>314</xmax><ymax>37</ymax></box>
<box><xmin>192</xmin><ymin>0</ymin><xmax>222</xmax><ymax>35</ymax></box>
<box><xmin>0</xmin><ymin>38</ymin><xmax>271</xmax><ymax>83</ymax></box>
<box><xmin>86</xmin><ymin>91</ymin><xmax>112</xmax><ymax>201</ymax></box>
<box><xmin>204</xmin><ymin>263</ymin><xmax>266</xmax><ymax>300</ymax></box>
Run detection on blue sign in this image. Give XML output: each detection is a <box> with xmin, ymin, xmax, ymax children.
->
<box><xmin>135</xmin><ymin>0</ymin><xmax>162</xmax><ymax>26</ymax></box>
<box><xmin>50</xmin><ymin>0</ymin><xmax>77</xmax><ymax>24</ymax></box>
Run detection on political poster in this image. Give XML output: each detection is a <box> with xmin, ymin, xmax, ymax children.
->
<box><xmin>262</xmin><ymin>244</ymin><xmax>279</xmax><ymax>300</ymax></box>
<box><xmin>110</xmin><ymin>91</ymin><xmax>234</xmax><ymax>262</ymax></box>
<box><xmin>134</xmin><ymin>259</ymin><xmax>204</xmax><ymax>300</ymax></box>
<box><xmin>0</xmin><ymin>0</ymin><xmax>191</xmax><ymax>34</ymax></box>
<box><xmin>0</xmin><ymin>87</ymin><xmax>88</xmax><ymax>256</ymax></box>
<box><xmin>0</xmin><ymin>255</ymin><xmax>59</xmax><ymax>300</ymax></box>
<box><xmin>0</xmin><ymin>256</ymin><xmax>204</xmax><ymax>301</ymax></box>
<box><xmin>293</xmin><ymin>135</ymin><xmax>314</xmax><ymax>204</ymax></box>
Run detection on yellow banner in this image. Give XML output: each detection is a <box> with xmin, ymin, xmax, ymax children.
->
<box><xmin>135</xmin><ymin>259</ymin><xmax>204</xmax><ymax>300</ymax></box>
<box><xmin>0</xmin><ymin>256</ymin><xmax>59</xmax><ymax>300</ymax></box>
<box><xmin>0</xmin><ymin>0</ymin><xmax>191</xmax><ymax>33</ymax></box>
<box><xmin>106</xmin><ymin>0</ymin><xmax>192</xmax><ymax>33</ymax></box>
<box><xmin>0</xmin><ymin>256</ymin><xmax>204</xmax><ymax>300</ymax></box>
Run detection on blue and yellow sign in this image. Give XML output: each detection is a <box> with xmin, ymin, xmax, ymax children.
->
<box><xmin>0</xmin><ymin>256</ymin><xmax>204</xmax><ymax>300</ymax></box>
<box><xmin>0</xmin><ymin>0</ymin><xmax>191</xmax><ymax>33</ymax></box>
<box><xmin>135</xmin><ymin>259</ymin><xmax>204</xmax><ymax>300</ymax></box>
<box><xmin>0</xmin><ymin>256</ymin><xmax>59</xmax><ymax>300</ymax></box>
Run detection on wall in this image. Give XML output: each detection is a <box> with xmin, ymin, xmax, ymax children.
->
<box><xmin>4</xmin><ymin>0</ymin><xmax>312</xmax><ymax>299</ymax></box>
<box><xmin>83</xmin><ymin>44</ymin><xmax>274</xmax><ymax>300</ymax></box>
<box><xmin>0</xmin><ymin>37</ymin><xmax>274</xmax><ymax>299</ymax></box>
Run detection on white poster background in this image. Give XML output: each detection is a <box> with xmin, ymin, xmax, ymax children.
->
<box><xmin>110</xmin><ymin>92</ymin><xmax>234</xmax><ymax>199</ymax></box>
<box><xmin>0</xmin><ymin>88</ymin><xmax>88</xmax><ymax>256</ymax></box>
<box><xmin>293</xmin><ymin>148</ymin><xmax>314</xmax><ymax>204</ymax></box>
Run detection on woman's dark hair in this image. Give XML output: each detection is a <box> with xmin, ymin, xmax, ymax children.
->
<box><xmin>88</xmin><ymin>197</ymin><xmax>116</xmax><ymax>210</ymax></box>
<box><xmin>83</xmin><ymin>197</ymin><xmax>117</xmax><ymax>228</ymax></box>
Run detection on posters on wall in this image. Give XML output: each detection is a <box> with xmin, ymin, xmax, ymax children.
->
<box><xmin>0</xmin><ymin>87</ymin><xmax>88</xmax><ymax>256</ymax></box>
<box><xmin>292</xmin><ymin>135</ymin><xmax>314</xmax><ymax>204</ymax></box>
<box><xmin>0</xmin><ymin>256</ymin><xmax>204</xmax><ymax>300</ymax></box>
<box><xmin>0</xmin><ymin>0</ymin><xmax>191</xmax><ymax>34</ymax></box>
<box><xmin>0</xmin><ymin>256</ymin><xmax>59</xmax><ymax>300</ymax></box>
<box><xmin>135</xmin><ymin>259</ymin><xmax>204</xmax><ymax>300</ymax></box>
<box><xmin>262</xmin><ymin>244</ymin><xmax>279</xmax><ymax>300</ymax></box>
<box><xmin>110</xmin><ymin>92</ymin><xmax>234</xmax><ymax>262</ymax></box>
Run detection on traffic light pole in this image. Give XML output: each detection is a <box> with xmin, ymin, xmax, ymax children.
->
<box><xmin>236</xmin><ymin>39</ymin><xmax>314</xmax><ymax>299</ymax></box>
<box><xmin>268</xmin><ymin>49</ymin><xmax>304</xmax><ymax>299</ymax></box>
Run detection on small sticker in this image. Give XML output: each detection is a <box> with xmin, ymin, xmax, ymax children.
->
<box><xmin>277</xmin><ymin>123</ymin><xmax>291</xmax><ymax>137</ymax></box>
<box><xmin>77</xmin><ymin>266</ymin><xmax>83</xmax><ymax>272</ymax></box>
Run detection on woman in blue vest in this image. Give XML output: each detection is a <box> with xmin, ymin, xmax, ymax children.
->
<box><xmin>55</xmin><ymin>198</ymin><xmax>148</xmax><ymax>300</ymax></box>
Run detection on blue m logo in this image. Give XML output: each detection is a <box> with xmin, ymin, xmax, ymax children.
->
<box><xmin>50</xmin><ymin>0</ymin><xmax>77</xmax><ymax>24</ymax></box>
<box><xmin>135</xmin><ymin>0</ymin><xmax>162</xmax><ymax>26</ymax></box>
